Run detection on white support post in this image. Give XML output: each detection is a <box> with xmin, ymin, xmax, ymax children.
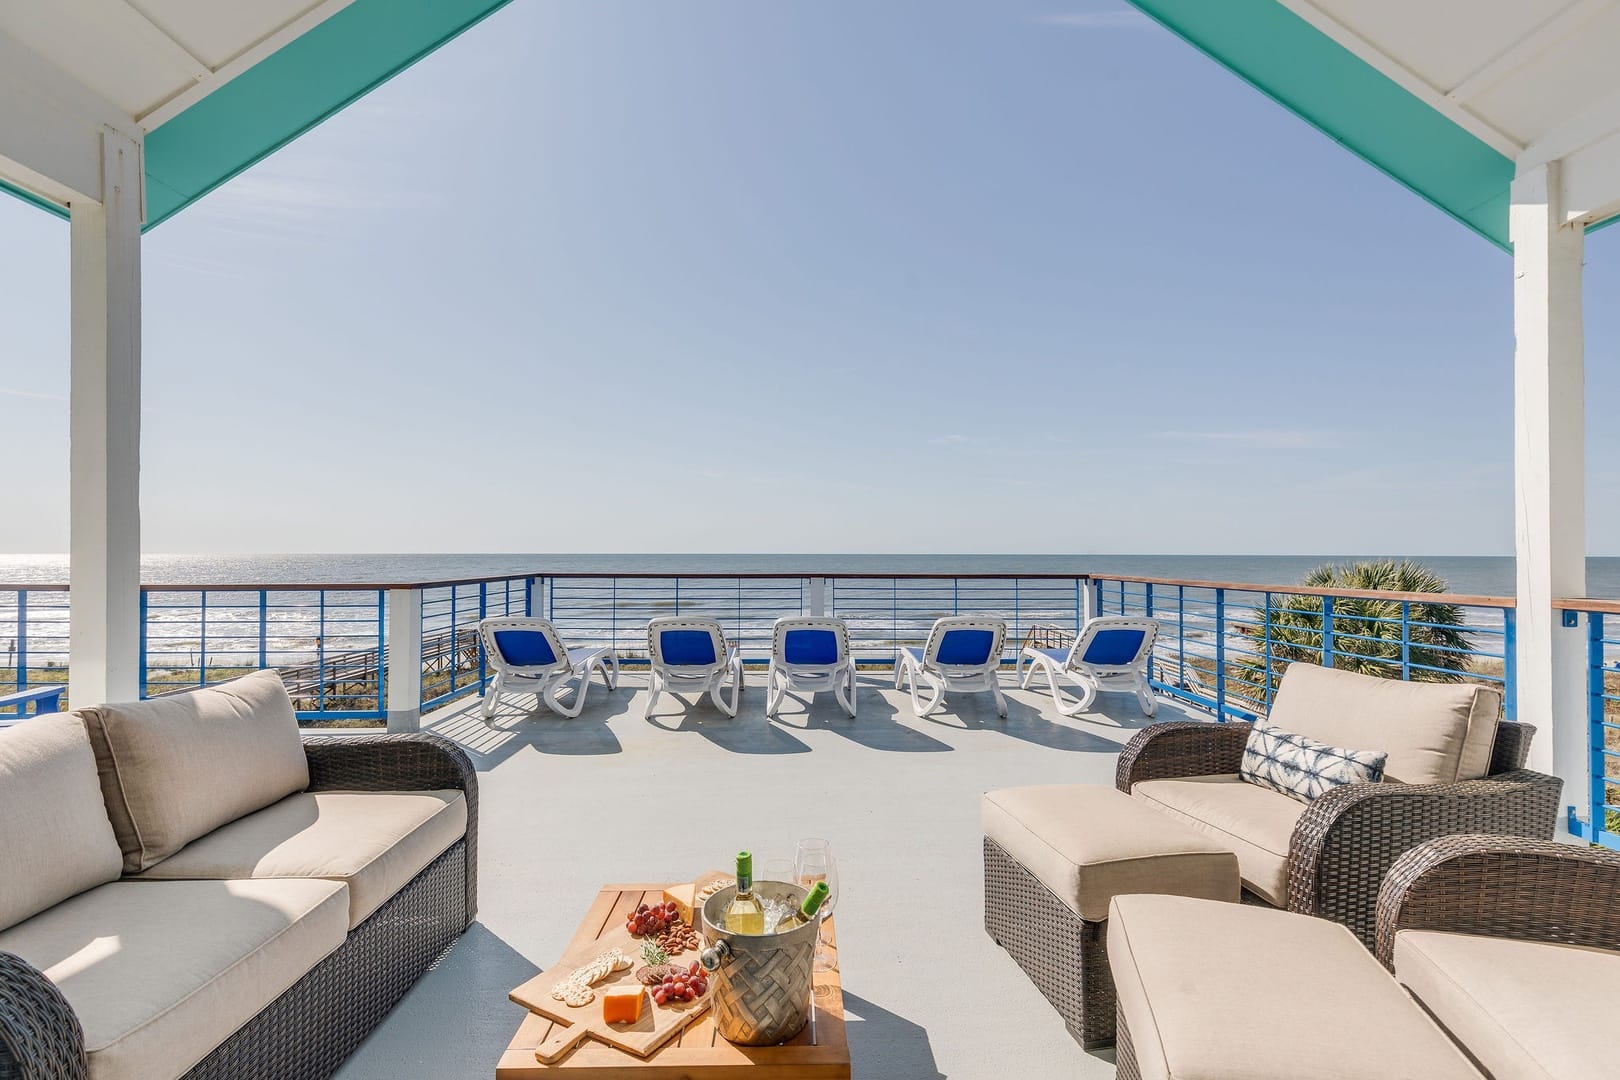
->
<box><xmin>1081</xmin><ymin>579</ymin><xmax>1101</xmax><ymax>627</ymax></box>
<box><xmin>68</xmin><ymin>131</ymin><xmax>143</xmax><ymax>708</ymax></box>
<box><xmin>1510</xmin><ymin>161</ymin><xmax>1588</xmax><ymax>820</ymax></box>
<box><xmin>386</xmin><ymin>588</ymin><xmax>423</xmax><ymax>732</ymax></box>
<box><xmin>808</xmin><ymin>577</ymin><xmax>827</xmax><ymax>617</ymax></box>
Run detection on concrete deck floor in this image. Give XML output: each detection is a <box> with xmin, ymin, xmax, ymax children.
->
<box><xmin>333</xmin><ymin>672</ymin><xmax>1205</xmax><ymax>1080</ymax></box>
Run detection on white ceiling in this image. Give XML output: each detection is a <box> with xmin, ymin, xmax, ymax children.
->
<box><xmin>1285</xmin><ymin>0</ymin><xmax>1620</xmax><ymax>157</ymax></box>
<box><xmin>0</xmin><ymin>0</ymin><xmax>352</xmax><ymax>129</ymax></box>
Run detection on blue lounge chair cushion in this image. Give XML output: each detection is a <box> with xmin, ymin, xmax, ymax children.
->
<box><xmin>493</xmin><ymin>629</ymin><xmax>557</xmax><ymax>667</ymax></box>
<box><xmin>1081</xmin><ymin>629</ymin><xmax>1147</xmax><ymax>667</ymax></box>
<box><xmin>937</xmin><ymin>630</ymin><xmax>995</xmax><ymax>666</ymax></box>
<box><xmin>660</xmin><ymin>630</ymin><xmax>718</xmax><ymax>666</ymax></box>
<box><xmin>784</xmin><ymin>629</ymin><xmax>839</xmax><ymax>666</ymax></box>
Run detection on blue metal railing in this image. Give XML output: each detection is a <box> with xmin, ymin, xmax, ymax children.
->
<box><xmin>1</xmin><ymin>571</ymin><xmax>1523</xmax><ymax>728</ymax></box>
<box><xmin>142</xmin><ymin>586</ymin><xmax>388</xmax><ymax>721</ymax></box>
<box><xmin>1093</xmin><ymin>577</ymin><xmax>1516</xmax><ymax>724</ymax></box>
<box><xmin>1567</xmin><ymin>606</ymin><xmax>1620</xmax><ymax>850</ymax></box>
<box><xmin>418</xmin><ymin>577</ymin><xmax>530</xmax><ymax>711</ymax></box>
<box><xmin>1</xmin><ymin>586</ymin><xmax>68</xmax><ymax>718</ymax></box>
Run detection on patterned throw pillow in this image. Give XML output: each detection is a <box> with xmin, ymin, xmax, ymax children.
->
<box><xmin>1240</xmin><ymin>722</ymin><xmax>1387</xmax><ymax>803</ymax></box>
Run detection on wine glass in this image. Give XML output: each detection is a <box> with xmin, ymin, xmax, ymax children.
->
<box><xmin>794</xmin><ymin>839</ymin><xmax>839</xmax><ymax>971</ymax></box>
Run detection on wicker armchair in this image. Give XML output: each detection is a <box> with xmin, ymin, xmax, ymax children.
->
<box><xmin>1375</xmin><ymin>833</ymin><xmax>1620</xmax><ymax>968</ymax></box>
<box><xmin>0</xmin><ymin>733</ymin><xmax>478</xmax><ymax>1080</ymax></box>
<box><xmin>1115</xmin><ymin>718</ymin><xmax>1562</xmax><ymax>946</ymax></box>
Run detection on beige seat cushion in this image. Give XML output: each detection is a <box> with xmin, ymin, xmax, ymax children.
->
<box><xmin>1131</xmin><ymin>774</ymin><xmax>1304</xmax><ymax>906</ymax></box>
<box><xmin>0</xmin><ymin>715</ymin><xmax>125</xmax><ymax>930</ymax></box>
<box><xmin>0</xmin><ymin>878</ymin><xmax>347</xmax><ymax>1080</ymax></box>
<box><xmin>1268</xmin><ymin>663</ymin><xmax>1499</xmax><ymax>784</ymax></box>
<box><xmin>136</xmin><ymin>790</ymin><xmax>467</xmax><ymax>928</ymax></box>
<box><xmin>982</xmin><ymin>785</ymin><xmax>1238</xmax><ymax>921</ymax></box>
<box><xmin>1395</xmin><ymin>930</ymin><xmax>1620</xmax><ymax>1080</ymax></box>
<box><xmin>1108</xmin><ymin>894</ymin><xmax>1481</xmax><ymax>1080</ymax></box>
<box><xmin>77</xmin><ymin>669</ymin><xmax>310</xmax><ymax>872</ymax></box>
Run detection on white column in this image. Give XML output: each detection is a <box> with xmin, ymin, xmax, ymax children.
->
<box><xmin>808</xmin><ymin>577</ymin><xmax>827</xmax><ymax>617</ymax></box>
<box><xmin>1510</xmin><ymin>161</ymin><xmax>1587</xmax><ymax>817</ymax></box>
<box><xmin>68</xmin><ymin>131</ymin><xmax>143</xmax><ymax>707</ymax></box>
<box><xmin>386</xmin><ymin>588</ymin><xmax>423</xmax><ymax>732</ymax></box>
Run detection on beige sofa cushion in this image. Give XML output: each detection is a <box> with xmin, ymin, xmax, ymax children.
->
<box><xmin>982</xmin><ymin>785</ymin><xmax>1238</xmax><ymax>921</ymax></box>
<box><xmin>1108</xmin><ymin>894</ymin><xmax>1481</xmax><ymax>1080</ymax></box>
<box><xmin>0</xmin><ymin>715</ymin><xmax>124</xmax><ymax>930</ymax></box>
<box><xmin>77</xmin><ymin>670</ymin><xmax>309</xmax><ymax>872</ymax></box>
<box><xmin>0</xmin><ymin>878</ymin><xmax>347</xmax><ymax>1080</ymax></box>
<box><xmin>137</xmin><ymin>790</ymin><xmax>468</xmax><ymax>928</ymax></box>
<box><xmin>1131</xmin><ymin>773</ymin><xmax>1303</xmax><ymax>906</ymax></box>
<box><xmin>1395</xmin><ymin>930</ymin><xmax>1619</xmax><ymax>1080</ymax></box>
<box><xmin>1268</xmin><ymin>663</ymin><xmax>1499</xmax><ymax>784</ymax></box>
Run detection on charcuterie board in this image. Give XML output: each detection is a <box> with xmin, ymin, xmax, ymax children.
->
<box><xmin>509</xmin><ymin>890</ymin><xmax>711</xmax><ymax>1062</ymax></box>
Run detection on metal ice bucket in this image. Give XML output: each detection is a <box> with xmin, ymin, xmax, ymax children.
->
<box><xmin>698</xmin><ymin>882</ymin><xmax>820</xmax><ymax>1045</ymax></box>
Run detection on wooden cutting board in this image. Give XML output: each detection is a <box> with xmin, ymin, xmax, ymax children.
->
<box><xmin>509</xmin><ymin>899</ymin><xmax>712</xmax><ymax>1063</ymax></box>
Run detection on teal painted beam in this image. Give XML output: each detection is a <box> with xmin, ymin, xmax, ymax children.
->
<box><xmin>1128</xmin><ymin>0</ymin><xmax>1515</xmax><ymax>251</ymax></box>
<box><xmin>0</xmin><ymin>179</ymin><xmax>68</xmax><ymax>222</ymax></box>
<box><xmin>141</xmin><ymin>0</ymin><xmax>515</xmax><ymax>231</ymax></box>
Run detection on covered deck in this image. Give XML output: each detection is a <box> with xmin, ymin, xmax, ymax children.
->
<box><xmin>332</xmin><ymin>676</ymin><xmax>1195</xmax><ymax>1079</ymax></box>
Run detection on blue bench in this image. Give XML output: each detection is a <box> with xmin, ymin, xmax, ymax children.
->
<box><xmin>0</xmin><ymin>685</ymin><xmax>66</xmax><ymax>719</ymax></box>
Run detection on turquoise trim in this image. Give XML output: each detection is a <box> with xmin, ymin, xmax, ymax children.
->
<box><xmin>1128</xmin><ymin>0</ymin><xmax>1515</xmax><ymax>251</ymax></box>
<box><xmin>141</xmin><ymin>0</ymin><xmax>514</xmax><ymax>230</ymax></box>
<box><xmin>0</xmin><ymin>178</ymin><xmax>68</xmax><ymax>222</ymax></box>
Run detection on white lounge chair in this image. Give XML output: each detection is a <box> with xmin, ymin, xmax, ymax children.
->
<box><xmin>766</xmin><ymin>616</ymin><xmax>857</xmax><ymax>718</ymax></box>
<box><xmin>645</xmin><ymin>617</ymin><xmax>744</xmax><ymax>719</ymax></box>
<box><xmin>477</xmin><ymin>616</ymin><xmax>618</xmax><ymax>720</ymax></box>
<box><xmin>1019</xmin><ymin>615</ymin><xmax>1160</xmax><ymax>717</ymax></box>
<box><xmin>894</xmin><ymin>616</ymin><xmax>1007</xmax><ymax>718</ymax></box>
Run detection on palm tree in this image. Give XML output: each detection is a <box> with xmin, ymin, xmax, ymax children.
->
<box><xmin>1234</xmin><ymin>559</ymin><xmax>1474</xmax><ymax>709</ymax></box>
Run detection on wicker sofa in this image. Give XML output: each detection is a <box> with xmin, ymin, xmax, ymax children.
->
<box><xmin>1114</xmin><ymin>663</ymin><xmax>1562</xmax><ymax>945</ymax></box>
<box><xmin>0</xmin><ymin>670</ymin><xmax>477</xmax><ymax>1080</ymax></box>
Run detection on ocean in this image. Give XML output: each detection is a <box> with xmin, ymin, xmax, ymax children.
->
<box><xmin>1</xmin><ymin>552</ymin><xmax>1618</xmax><ymax>597</ymax></box>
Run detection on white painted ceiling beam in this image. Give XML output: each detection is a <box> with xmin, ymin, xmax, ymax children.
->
<box><xmin>0</xmin><ymin>28</ymin><xmax>142</xmax><ymax>205</ymax></box>
<box><xmin>1278</xmin><ymin>0</ymin><xmax>1524</xmax><ymax>157</ymax></box>
<box><xmin>1445</xmin><ymin>0</ymin><xmax>1615</xmax><ymax>105</ymax></box>
<box><xmin>138</xmin><ymin>0</ymin><xmax>359</xmax><ymax>130</ymax></box>
<box><xmin>1556</xmin><ymin>127</ymin><xmax>1620</xmax><ymax>225</ymax></box>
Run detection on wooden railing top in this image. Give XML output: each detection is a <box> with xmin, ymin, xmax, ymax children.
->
<box><xmin>4</xmin><ymin>572</ymin><xmax>1100</xmax><ymax>593</ymax></box>
<box><xmin>0</xmin><ymin>570</ymin><xmax>1534</xmax><ymax>608</ymax></box>
<box><xmin>1088</xmin><ymin>574</ymin><xmax>1515</xmax><ymax>608</ymax></box>
<box><xmin>1558</xmin><ymin>597</ymin><xmax>1620</xmax><ymax>614</ymax></box>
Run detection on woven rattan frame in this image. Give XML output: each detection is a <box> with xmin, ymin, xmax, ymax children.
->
<box><xmin>1286</xmin><ymin>767</ymin><xmax>1561</xmax><ymax>946</ymax></box>
<box><xmin>983</xmin><ymin>837</ymin><xmax>1115</xmax><ymax>1049</ymax></box>
<box><xmin>304</xmin><ymin>733</ymin><xmax>479</xmax><ymax>920</ymax></box>
<box><xmin>0</xmin><ymin>734</ymin><xmax>477</xmax><ymax>1080</ymax></box>
<box><xmin>1113</xmin><ymin>718</ymin><xmax>1561</xmax><ymax>947</ymax></box>
<box><xmin>183</xmin><ymin>840</ymin><xmax>467</xmax><ymax>1079</ymax></box>
<box><xmin>1374</xmin><ymin>834</ymin><xmax>1620</xmax><ymax>970</ymax></box>
<box><xmin>0</xmin><ymin>955</ymin><xmax>84</xmax><ymax>1080</ymax></box>
<box><xmin>1114</xmin><ymin>1006</ymin><xmax>1140</xmax><ymax>1080</ymax></box>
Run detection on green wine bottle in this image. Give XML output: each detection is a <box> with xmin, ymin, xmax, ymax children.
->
<box><xmin>775</xmin><ymin>880</ymin><xmax>830</xmax><ymax>932</ymax></box>
<box><xmin>724</xmin><ymin>851</ymin><xmax>765</xmax><ymax>934</ymax></box>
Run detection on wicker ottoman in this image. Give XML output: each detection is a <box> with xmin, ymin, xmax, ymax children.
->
<box><xmin>982</xmin><ymin>785</ymin><xmax>1239</xmax><ymax>1048</ymax></box>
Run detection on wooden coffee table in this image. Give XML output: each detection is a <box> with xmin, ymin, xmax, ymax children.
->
<box><xmin>498</xmin><ymin>883</ymin><xmax>851</xmax><ymax>1078</ymax></box>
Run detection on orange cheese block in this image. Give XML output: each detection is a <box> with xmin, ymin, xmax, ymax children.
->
<box><xmin>662</xmin><ymin>882</ymin><xmax>696</xmax><ymax>925</ymax></box>
<box><xmin>602</xmin><ymin>985</ymin><xmax>643</xmax><ymax>1025</ymax></box>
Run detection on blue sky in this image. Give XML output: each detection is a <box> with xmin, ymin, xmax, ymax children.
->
<box><xmin>3</xmin><ymin>0</ymin><xmax>1617</xmax><ymax>555</ymax></box>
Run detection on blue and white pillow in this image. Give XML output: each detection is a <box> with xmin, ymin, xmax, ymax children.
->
<box><xmin>1240</xmin><ymin>722</ymin><xmax>1387</xmax><ymax>803</ymax></box>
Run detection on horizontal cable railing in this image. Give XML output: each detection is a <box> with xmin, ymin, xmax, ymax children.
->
<box><xmin>1</xmin><ymin>586</ymin><xmax>69</xmax><ymax>717</ymax></box>
<box><xmin>1092</xmin><ymin>576</ymin><xmax>1516</xmax><ymax>725</ymax></box>
<box><xmin>2</xmin><ymin>571</ymin><xmax>1524</xmax><ymax>730</ymax></box>
<box><xmin>1563</xmin><ymin>599</ymin><xmax>1620</xmax><ymax>851</ymax></box>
